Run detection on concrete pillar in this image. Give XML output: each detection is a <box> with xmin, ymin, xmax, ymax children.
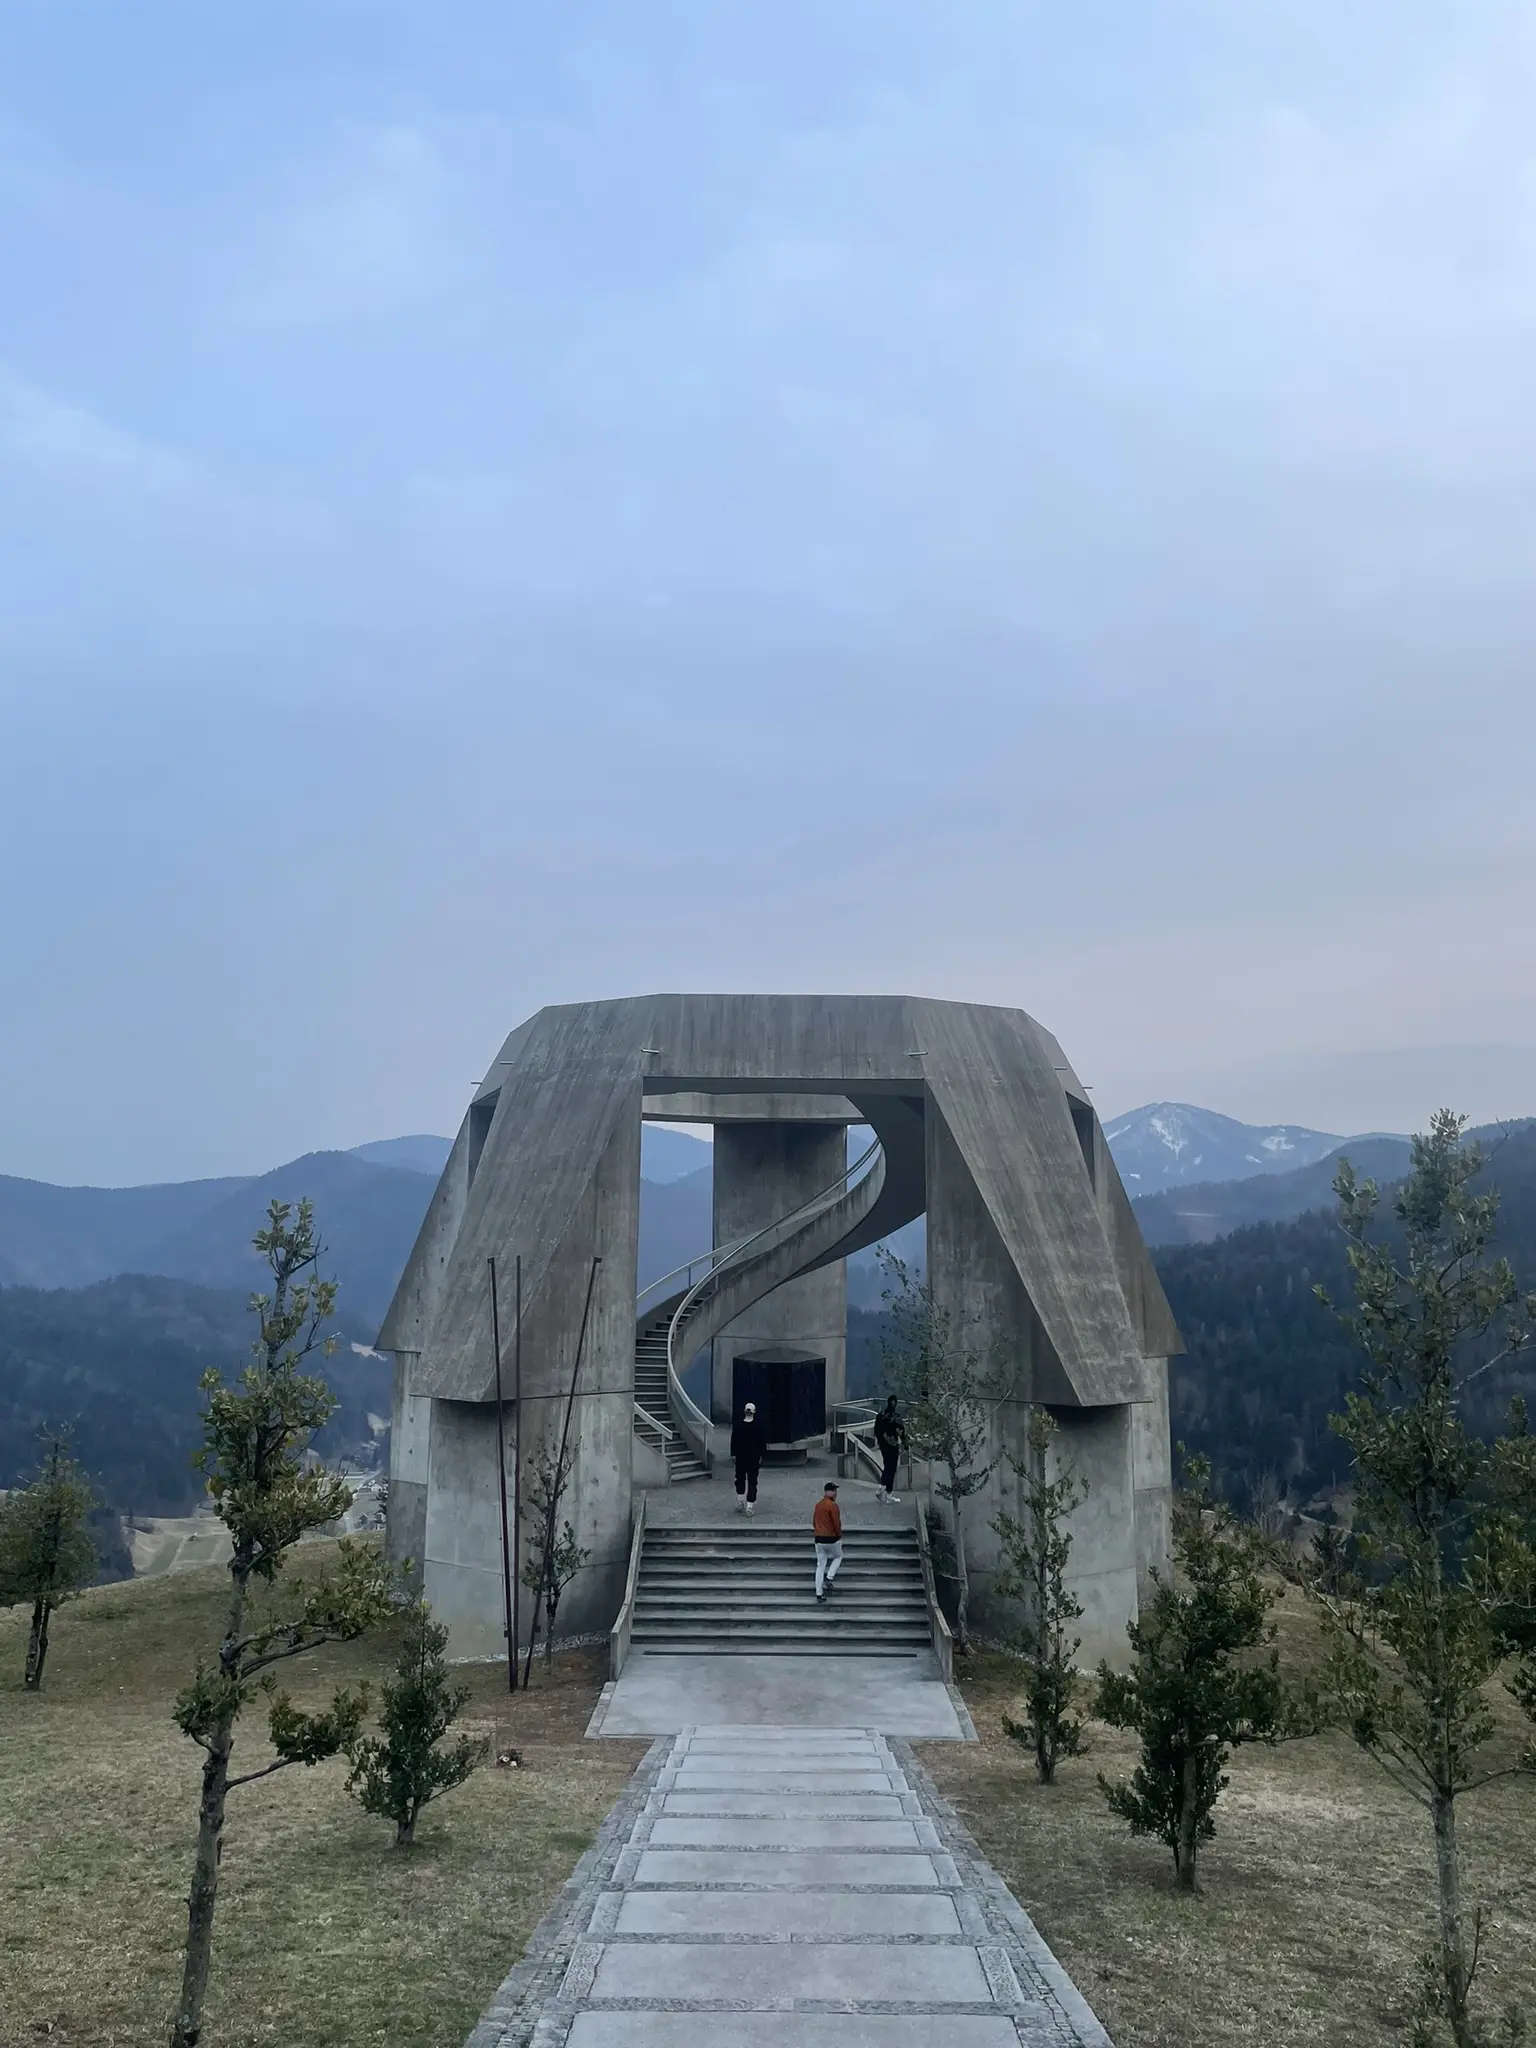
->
<box><xmin>1047</xmin><ymin>1405</ymin><xmax>1140</xmax><ymax>1670</ymax></box>
<box><xmin>1132</xmin><ymin>1360</ymin><xmax>1173</xmax><ymax>1598</ymax></box>
<box><xmin>923</xmin><ymin>1098</ymin><xmax>1145</xmax><ymax>1667</ymax></box>
<box><xmin>421</xmin><ymin>1094</ymin><xmax>641</xmax><ymax>1661</ymax></box>
<box><xmin>709</xmin><ymin>1121</ymin><xmax>848</xmax><ymax>1426</ymax></box>
<box><xmin>422</xmin><ymin>1398</ymin><xmax>516</xmax><ymax>1662</ymax></box>
<box><xmin>386</xmin><ymin>1349</ymin><xmax>432</xmax><ymax>1574</ymax></box>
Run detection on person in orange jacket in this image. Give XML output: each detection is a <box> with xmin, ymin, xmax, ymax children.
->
<box><xmin>812</xmin><ymin>1481</ymin><xmax>843</xmax><ymax>1602</ymax></box>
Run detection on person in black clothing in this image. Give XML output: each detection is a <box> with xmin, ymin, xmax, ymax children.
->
<box><xmin>731</xmin><ymin>1401</ymin><xmax>766</xmax><ymax>1514</ymax></box>
<box><xmin>874</xmin><ymin>1395</ymin><xmax>905</xmax><ymax>1504</ymax></box>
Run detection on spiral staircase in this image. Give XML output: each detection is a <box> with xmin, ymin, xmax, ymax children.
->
<box><xmin>630</xmin><ymin>1098</ymin><xmax>926</xmax><ymax>1481</ymax></box>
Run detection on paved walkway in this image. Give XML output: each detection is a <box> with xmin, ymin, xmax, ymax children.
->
<box><xmin>589</xmin><ymin>1649</ymin><xmax>971</xmax><ymax>1738</ymax></box>
<box><xmin>466</xmin><ymin>1726</ymin><xmax>1113</xmax><ymax>2047</ymax></box>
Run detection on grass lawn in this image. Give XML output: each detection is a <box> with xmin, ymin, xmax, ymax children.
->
<box><xmin>921</xmin><ymin>1595</ymin><xmax>1536</xmax><ymax>2047</ymax></box>
<box><xmin>0</xmin><ymin>1551</ymin><xmax>645</xmax><ymax>2048</ymax></box>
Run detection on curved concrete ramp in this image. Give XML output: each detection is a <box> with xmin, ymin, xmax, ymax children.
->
<box><xmin>463</xmin><ymin>1727</ymin><xmax>1113</xmax><ymax>2048</ymax></box>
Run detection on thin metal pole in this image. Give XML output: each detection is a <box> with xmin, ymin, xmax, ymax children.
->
<box><xmin>512</xmin><ymin>1254</ymin><xmax>523</xmax><ymax>1689</ymax></box>
<box><xmin>524</xmin><ymin>1255</ymin><xmax>601</xmax><ymax>1689</ymax></box>
<box><xmin>488</xmin><ymin>1257</ymin><xmax>516</xmax><ymax>1695</ymax></box>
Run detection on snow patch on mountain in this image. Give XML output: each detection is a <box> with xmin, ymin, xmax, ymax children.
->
<box><xmin>1104</xmin><ymin>1103</ymin><xmax>1345</xmax><ymax>1196</ymax></box>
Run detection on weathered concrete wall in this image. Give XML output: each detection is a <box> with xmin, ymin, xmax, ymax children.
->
<box><xmin>422</xmin><ymin>1399</ymin><xmax>516</xmax><ymax>1662</ymax></box>
<box><xmin>386</xmin><ymin>1348</ymin><xmax>430</xmax><ymax>1575</ymax></box>
<box><xmin>1131</xmin><ymin>1361</ymin><xmax>1173</xmax><ymax>1600</ymax></box>
<box><xmin>924</xmin><ymin>1097</ymin><xmax>1144</xmax><ymax>1667</ymax></box>
<box><xmin>1048</xmin><ymin>1404</ymin><xmax>1140</xmax><ymax>1670</ymax></box>
<box><xmin>419</xmin><ymin>1083</ymin><xmax>641</xmax><ymax>1660</ymax></box>
<box><xmin>709</xmin><ymin>1121</ymin><xmax>848</xmax><ymax>1425</ymax></box>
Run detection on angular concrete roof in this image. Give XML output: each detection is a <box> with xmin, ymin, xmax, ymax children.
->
<box><xmin>379</xmin><ymin>993</ymin><xmax>1180</xmax><ymax>1404</ymax></box>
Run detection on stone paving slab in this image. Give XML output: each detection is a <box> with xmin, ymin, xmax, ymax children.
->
<box><xmin>465</xmin><ymin>1723</ymin><xmax>1114</xmax><ymax>2047</ymax></box>
<box><xmin>632</xmin><ymin>1847</ymin><xmax>946</xmax><ymax>1888</ymax></box>
<box><xmin>659</xmin><ymin>1790</ymin><xmax>911</xmax><ymax>1817</ymax></box>
<box><xmin>562</xmin><ymin>2016</ymin><xmax>1024</xmax><ymax>2046</ymax></box>
<box><xmin>667</xmin><ymin>1767</ymin><xmax>898</xmax><ymax>1791</ymax></box>
<box><xmin>648</xmin><ymin>1816</ymin><xmax>922</xmax><ymax>1849</ymax></box>
<box><xmin>590</xmin><ymin>1940</ymin><xmax>995</xmax><ymax>2002</ymax></box>
<box><xmin>590</xmin><ymin>1650</ymin><xmax>971</xmax><ymax>1738</ymax></box>
<box><xmin>611</xmin><ymin>1891</ymin><xmax>965</xmax><ymax>1936</ymax></box>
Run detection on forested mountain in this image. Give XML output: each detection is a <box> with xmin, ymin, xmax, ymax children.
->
<box><xmin>1160</xmin><ymin>1122</ymin><xmax>1536</xmax><ymax>1508</ymax></box>
<box><xmin>1133</xmin><ymin>1135</ymin><xmax>1415</xmax><ymax>1245</ymax></box>
<box><xmin>0</xmin><ymin>1147</ymin><xmax>434</xmax><ymax>1317</ymax></box>
<box><xmin>0</xmin><ymin>1276</ymin><xmax>389</xmax><ymax>1516</ymax></box>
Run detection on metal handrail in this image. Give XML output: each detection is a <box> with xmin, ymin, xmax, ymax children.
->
<box><xmin>635</xmin><ymin>1235</ymin><xmax>755</xmax><ymax>1322</ymax></box>
<box><xmin>609</xmin><ymin>1491</ymin><xmax>648</xmax><ymax>1678</ymax></box>
<box><xmin>915</xmin><ymin>1504</ymin><xmax>955</xmax><ymax>1682</ymax></box>
<box><xmin>663</xmin><ymin>1134</ymin><xmax>883</xmax><ymax>1462</ymax></box>
<box><xmin>632</xmin><ymin>1399</ymin><xmax>668</xmax><ymax>1440</ymax></box>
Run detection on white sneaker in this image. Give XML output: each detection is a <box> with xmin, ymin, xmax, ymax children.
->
<box><xmin>886</xmin><ymin>1494</ymin><xmax>901</xmax><ymax>1504</ymax></box>
<box><xmin>876</xmin><ymin>1488</ymin><xmax>887</xmax><ymax>1503</ymax></box>
<box><xmin>736</xmin><ymin>1495</ymin><xmax>746</xmax><ymax>1512</ymax></box>
<box><xmin>745</xmin><ymin>1501</ymin><xmax>755</xmax><ymax>1516</ymax></box>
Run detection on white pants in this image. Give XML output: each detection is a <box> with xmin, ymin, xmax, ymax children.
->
<box><xmin>815</xmin><ymin>1540</ymin><xmax>843</xmax><ymax>1595</ymax></box>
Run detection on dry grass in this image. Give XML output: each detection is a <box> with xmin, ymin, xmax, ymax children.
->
<box><xmin>0</xmin><ymin>1552</ymin><xmax>644</xmax><ymax>2048</ymax></box>
<box><xmin>920</xmin><ymin>1597</ymin><xmax>1536</xmax><ymax>2047</ymax></box>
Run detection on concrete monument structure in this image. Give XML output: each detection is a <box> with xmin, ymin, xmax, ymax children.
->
<box><xmin>380</xmin><ymin>994</ymin><xmax>1180</xmax><ymax>1665</ymax></box>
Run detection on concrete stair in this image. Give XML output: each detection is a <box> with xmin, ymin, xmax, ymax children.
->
<box><xmin>634</xmin><ymin>1304</ymin><xmax>710</xmax><ymax>1483</ymax></box>
<box><xmin>631</xmin><ymin>1522</ymin><xmax>932</xmax><ymax>1657</ymax></box>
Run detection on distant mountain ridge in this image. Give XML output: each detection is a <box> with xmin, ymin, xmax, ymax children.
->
<box><xmin>1104</xmin><ymin>1102</ymin><xmax>1370</xmax><ymax>1194</ymax></box>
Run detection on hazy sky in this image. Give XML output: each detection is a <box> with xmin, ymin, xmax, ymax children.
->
<box><xmin>3</xmin><ymin>1</ymin><xmax>1534</xmax><ymax>1184</ymax></box>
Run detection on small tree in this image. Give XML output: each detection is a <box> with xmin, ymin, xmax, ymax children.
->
<box><xmin>991</xmin><ymin>1408</ymin><xmax>1086</xmax><ymax>1782</ymax></box>
<box><xmin>0</xmin><ymin>1433</ymin><xmax>99</xmax><ymax>1690</ymax></box>
<box><xmin>878</xmin><ymin>1251</ymin><xmax>997</xmax><ymax>1650</ymax></box>
<box><xmin>1313</xmin><ymin>1111</ymin><xmax>1536</xmax><ymax>2048</ymax></box>
<box><xmin>169</xmin><ymin>1199</ymin><xmax>392</xmax><ymax>2048</ymax></box>
<box><xmin>348</xmin><ymin>1599</ymin><xmax>486</xmax><ymax>1845</ymax></box>
<box><xmin>520</xmin><ymin>1440</ymin><xmax>590</xmax><ymax>1678</ymax></box>
<box><xmin>1096</xmin><ymin>1453</ymin><xmax>1284</xmax><ymax>1890</ymax></box>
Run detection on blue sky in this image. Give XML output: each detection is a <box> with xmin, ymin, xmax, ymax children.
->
<box><xmin>2</xmin><ymin>1</ymin><xmax>1534</xmax><ymax>1182</ymax></box>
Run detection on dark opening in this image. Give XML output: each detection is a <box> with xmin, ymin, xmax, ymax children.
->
<box><xmin>732</xmin><ymin>1347</ymin><xmax>826</xmax><ymax>1451</ymax></box>
<box><xmin>1069</xmin><ymin>1095</ymin><xmax>1097</xmax><ymax>1190</ymax></box>
<box><xmin>468</xmin><ymin>1091</ymin><xmax>499</xmax><ymax>1186</ymax></box>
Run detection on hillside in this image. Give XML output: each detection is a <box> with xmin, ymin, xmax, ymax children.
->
<box><xmin>0</xmin><ymin>1275</ymin><xmax>389</xmax><ymax>1514</ymax></box>
<box><xmin>1133</xmin><ymin>1135</ymin><xmax>1415</xmax><ymax>1245</ymax></box>
<box><xmin>0</xmin><ymin>1147</ymin><xmax>436</xmax><ymax>1321</ymax></box>
<box><xmin>1158</xmin><ymin>1121</ymin><xmax>1536</xmax><ymax>1507</ymax></box>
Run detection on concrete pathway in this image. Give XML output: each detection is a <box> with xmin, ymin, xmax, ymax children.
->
<box><xmin>644</xmin><ymin>1443</ymin><xmax>911</xmax><ymax>1529</ymax></box>
<box><xmin>466</xmin><ymin>1726</ymin><xmax>1112</xmax><ymax>2047</ymax></box>
<box><xmin>589</xmin><ymin>1650</ymin><xmax>971</xmax><ymax>1739</ymax></box>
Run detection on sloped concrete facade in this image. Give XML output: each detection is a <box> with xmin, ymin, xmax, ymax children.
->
<box><xmin>380</xmin><ymin>994</ymin><xmax>1180</xmax><ymax>1665</ymax></box>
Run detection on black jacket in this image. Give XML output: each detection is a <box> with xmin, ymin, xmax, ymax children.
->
<box><xmin>874</xmin><ymin>1407</ymin><xmax>904</xmax><ymax>1452</ymax></box>
<box><xmin>730</xmin><ymin>1416</ymin><xmax>766</xmax><ymax>1464</ymax></box>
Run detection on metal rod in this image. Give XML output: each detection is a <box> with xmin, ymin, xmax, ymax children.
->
<box><xmin>512</xmin><ymin>1254</ymin><xmax>523</xmax><ymax>1689</ymax></box>
<box><xmin>489</xmin><ymin>1258</ymin><xmax>516</xmax><ymax>1695</ymax></box>
<box><xmin>524</xmin><ymin>1254</ymin><xmax>601</xmax><ymax>1689</ymax></box>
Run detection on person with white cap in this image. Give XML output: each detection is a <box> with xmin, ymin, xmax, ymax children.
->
<box><xmin>730</xmin><ymin>1400</ymin><xmax>766</xmax><ymax>1514</ymax></box>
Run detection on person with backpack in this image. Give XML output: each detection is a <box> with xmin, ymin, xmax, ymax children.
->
<box><xmin>874</xmin><ymin>1395</ymin><xmax>905</xmax><ymax>1504</ymax></box>
<box><xmin>731</xmin><ymin>1400</ymin><xmax>766</xmax><ymax>1514</ymax></box>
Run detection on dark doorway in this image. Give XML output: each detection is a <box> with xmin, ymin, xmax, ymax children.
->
<box><xmin>732</xmin><ymin>1347</ymin><xmax>826</xmax><ymax>1452</ymax></box>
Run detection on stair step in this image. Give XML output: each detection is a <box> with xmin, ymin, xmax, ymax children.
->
<box><xmin>633</xmin><ymin>1620</ymin><xmax>933</xmax><ymax>1639</ymax></box>
<box><xmin>632</xmin><ymin>1634</ymin><xmax>931</xmax><ymax>1653</ymax></box>
<box><xmin>647</xmin><ymin>1526</ymin><xmax>915</xmax><ymax>1540</ymax></box>
<box><xmin>639</xmin><ymin>1563</ymin><xmax>921</xmax><ymax>1579</ymax></box>
<box><xmin>626</xmin><ymin>1638</ymin><xmax>925</xmax><ymax>1654</ymax></box>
